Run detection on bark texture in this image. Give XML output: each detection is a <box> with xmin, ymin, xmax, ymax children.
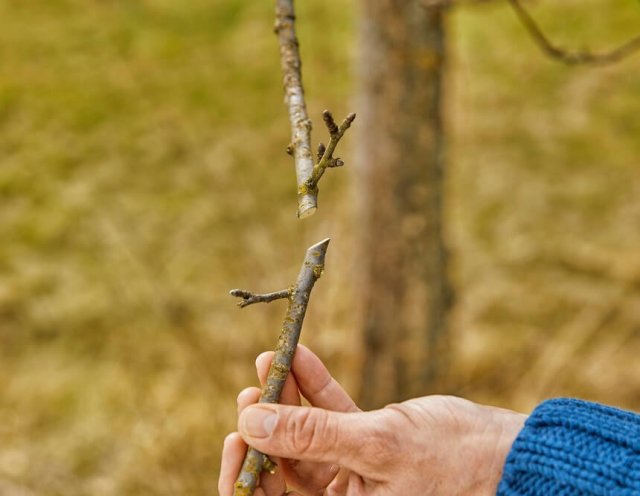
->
<box><xmin>274</xmin><ymin>0</ymin><xmax>316</xmax><ymax>217</ymax></box>
<box><xmin>356</xmin><ymin>0</ymin><xmax>453</xmax><ymax>409</ymax></box>
<box><xmin>232</xmin><ymin>239</ymin><xmax>330</xmax><ymax>496</ymax></box>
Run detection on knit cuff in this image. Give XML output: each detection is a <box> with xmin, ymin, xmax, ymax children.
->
<box><xmin>497</xmin><ymin>398</ymin><xmax>640</xmax><ymax>496</ymax></box>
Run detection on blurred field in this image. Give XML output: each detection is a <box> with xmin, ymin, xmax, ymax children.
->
<box><xmin>1</xmin><ymin>0</ymin><xmax>639</xmax><ymax>494</ymax></box>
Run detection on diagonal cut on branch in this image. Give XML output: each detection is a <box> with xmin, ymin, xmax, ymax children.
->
<box><xmin>229</xmin><ymin>288</ymin><xmax>291</xmax><ymax>308</ymax></box>
<box><xmin>274</xmin><ymin>0</ymin><xmax>355</xmax><ymax>218</ymax></box>
<box><xmin>232</xmin><ymin>238</ymin><xmax>331</xmax><ymax>496</ymax></box>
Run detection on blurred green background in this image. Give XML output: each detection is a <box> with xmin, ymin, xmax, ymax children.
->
<box><xmin>1</xmin><ymin>0</ymin><xmax>639</xmax><ymax>494</ymax></box>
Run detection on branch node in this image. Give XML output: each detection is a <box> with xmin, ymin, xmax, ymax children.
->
<box><xmin>307</xmin><ymin>111</ymin><xmax>357</xmax><ymax>189</ymax></box>
<box><xmin>286</xmin><ymin>143</ymin><xmax>294</xmax><ymax>156</ymax></box>
<box><xmin>263</xmin><ymin>456</ymin><xmax>278</xmax><ymax>474</ymax></box>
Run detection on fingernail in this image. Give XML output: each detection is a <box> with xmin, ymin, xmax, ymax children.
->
<box><xmin>242</xmin><ymin>406</ymin><xmax>277</xmax><ymax>438</ymax></box>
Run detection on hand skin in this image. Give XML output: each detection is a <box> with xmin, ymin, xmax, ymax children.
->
<box><xmin>219</xmin><ymin>345</ymin><xmax>527</xmax><ymax>496</ymax></box>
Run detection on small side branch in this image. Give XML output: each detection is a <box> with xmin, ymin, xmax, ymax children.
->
<box><xmin>507</xmin><ymin>0</ymin><xmax>640</xmax><ymax>66</ymax></box>
<box><xmin>305</xmin><ymin>111</ymin><xmax>356</xmax><ymax>192</ymax></box>
<box><xmin>229</xmin><ymin>289</ymin><xmax>291</xmax><ymax>308</ymax></box>
<box><xmin>233</xmin><ymin>238</ymin><xmax>331</xmax><ymax>496</ymax></box>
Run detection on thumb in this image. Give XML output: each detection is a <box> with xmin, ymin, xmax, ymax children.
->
<box><xmin>238</xmin><ymin>404</ymin><xmax>386</xmax><ymax>475</ymax></box>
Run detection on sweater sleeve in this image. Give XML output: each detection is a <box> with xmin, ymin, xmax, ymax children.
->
<box><xmin>497</xmin><ymin>398</ymin><xmax>640</xmax><ymax>496</ymax></box>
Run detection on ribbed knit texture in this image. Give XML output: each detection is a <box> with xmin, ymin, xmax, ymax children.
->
<box><xmin>497</xmin><ymin>398</ymin><xmax>640</xmax><ymax>495</ymax></box>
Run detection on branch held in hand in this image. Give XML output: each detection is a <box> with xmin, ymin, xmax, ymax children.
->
<box><xmin>274</xmin><ymin>0</ymin><xmax>355</xmax><ymax>218</ymax></box>
<box><xmin>231</xmin><ymin>238</ymin><xmax>331</xmax><ymax>496</ymax></box>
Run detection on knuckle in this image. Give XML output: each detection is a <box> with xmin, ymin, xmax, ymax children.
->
<box><xmin>360</xmin><ymin>411</ymin><xmax>401</xmax><ymax>466</ymax></box>
<box><xmin>284</xmin><ymin>408</ymin><xmax>330</xmax><ymax>456</ymax></box>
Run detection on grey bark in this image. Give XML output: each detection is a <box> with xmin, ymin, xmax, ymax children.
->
<box><xmin>231</xmin><ymin>238</ymin><xmax>330</xmax><ymax>496</ymax></box>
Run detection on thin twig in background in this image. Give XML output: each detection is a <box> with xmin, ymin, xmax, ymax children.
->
<box><xmin>506</xmin><ymin>0</ymin><xmax>640</xmax><ymax>65</ymax></box>
<box><xmin>231</xmin><ymin>238</ymin><xmax>331</xmax><ymax>496</ymax></box>
<box><xmin>424</xmin><ymin>0</ymin><xmax>640</xmax><ymax>65</ymax></box>
<box><xmin>274</xmin><ymin>0</ymin><xmax>355</xmax><ymax>218</ymax></box>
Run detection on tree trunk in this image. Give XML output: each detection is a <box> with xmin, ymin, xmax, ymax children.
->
<box><xmin>356</xmin><ymin>0</ymin><xmax>452</xmax><ymax>409</ymax></box>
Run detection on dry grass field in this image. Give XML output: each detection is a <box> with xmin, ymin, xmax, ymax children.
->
<box><xmin>1</xmin><ymin>0</ymin><xmax>639</xmax><ymax>494</ymax></box>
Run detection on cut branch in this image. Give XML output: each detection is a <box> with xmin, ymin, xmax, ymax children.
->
<box><xmin>232</xmin><ymin>238</ymin><xmax>331</xmax><ymax>496</ymax></box>
<box><xmin>229</xmin><ymin>289</ymin><xmax>291</xmax><ymax>308</ymax></box>
<box><xmin>274</xmin><ymin>0</ymin><xmax>355</xmax><ymax>218</ymax></box>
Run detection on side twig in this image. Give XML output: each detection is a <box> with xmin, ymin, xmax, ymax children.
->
<box><xmin>229</xmin><ymin>289</ymin><xmax>291</xmax><ymax>308</ymax></box>
<box><xmin>274</xmin><ymin>0</ymin><xmax>355</xmax><ymax>218</ymax></box>
<box><xmin>232</xmin><ymin>238</ymin><xmax>331</xmax><ymax>496</ymax></box>
<box><xmin>506</xmin><ymin>0</ymin><xmax>640</xmax><ymax>65</ymax></box>
<box><xmin>423</xmin><ymin>0</ymin><xmax>640</xmax><ymax>65</ymax></box>
<box><xmin>305</xmin><ymin>111</ymin><xmax>356</xmax><ymax>192</ymax></box>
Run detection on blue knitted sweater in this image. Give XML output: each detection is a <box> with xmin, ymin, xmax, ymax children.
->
<box><xmin>497</xmin><ymin>398</ymin><xmax>640</xmax><ymax>495</ymax></box>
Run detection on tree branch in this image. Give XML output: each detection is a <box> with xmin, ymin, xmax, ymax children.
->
<box><xmin>232</xmin><ymin>238</ymin><xmax>331</xmax><ymax>496</ymax></box>
<box><xmin>422</xmin><ymin>0</ymin><xmax>493</xmax><ymax>8</ymax></box>
<box><xmin>306</xmin><ymin>111</ymin><xmax>356</xmax><ymax>191</ymax></box>
<box><xmin>507</xmin><ymin>0</ymin><xmax>640</xmax><ymax>65</ymax></box>
<box><xmin>423</xmin><ymin>0</ymin><xmax>640</xmax><ymax>65</ymax></box>
<box><xmin>229</xmin><ymin>288</ymin><xmax>291</xmax><ymax>308</ymax></box>
<box><xmin>274</xmin><ymin>0</ymin><xmax>355</xmax><ymax>218</ymax></box>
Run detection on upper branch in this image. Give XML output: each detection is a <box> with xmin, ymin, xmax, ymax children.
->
<box><xmin>274</xmin><ymin>0</ymin><xmax>355</xmax><ymax>218</ymax></box>
<box><xmin>274</xmin><ymin>0</ymin><xmax>315</xmax><ymax>218</ymax></box>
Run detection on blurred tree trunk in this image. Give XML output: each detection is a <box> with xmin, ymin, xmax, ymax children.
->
<box><xmin>356</xmin><ymin>0</ymin><xmax>452</xmax><ymax>408</ymax></box>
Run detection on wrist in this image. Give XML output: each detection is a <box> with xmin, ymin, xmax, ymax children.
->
<box><xmin>480</xmin><ymin>408</ymin><xmax>527</xmax><ymax>495</ymax></box>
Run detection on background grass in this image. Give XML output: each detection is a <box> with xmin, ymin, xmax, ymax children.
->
<box><xmin>1</xmin><ymin>0</ymin><xmax>639</xmax><ymax>494</ymax></box>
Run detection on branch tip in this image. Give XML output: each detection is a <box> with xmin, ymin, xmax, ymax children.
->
<box><xmin>322</xmin><ymin>110</ymin><xmax>339</xmax><ymax>136</ymax></box>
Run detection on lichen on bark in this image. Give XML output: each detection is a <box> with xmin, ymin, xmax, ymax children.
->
<box><xmin>230</xmin><ymin>238</ymin><xmax>331</xmax><ymax>495</ymax></box>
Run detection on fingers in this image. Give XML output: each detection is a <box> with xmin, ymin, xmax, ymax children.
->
<box><xmin>237</xmin><ymin>387</ymin><xmax>261</xmax><ymax>415</ymax></box>
<box><xmin>218</xmin><ymin>432</ymin><xmax>246</xmax><ymax>496</ymax></box>
<box><xmin>238</xmin><ymin>404</ymin><xmax>388</xmax><ymax>476</ymax></box>
<box><xmin>257</xmin><ymin>346</ymin><xmax>358</xmax><ymax>413</ymax></box>
<box><xmin>292</xmin><ymin>345</ymin><xmax>359</xmax><ymax>413</ymax></box>
<box><xmin>256</xmin><ymin>352</ymin><xmax>302</xmax><ymax>407</ymax></box>
<box><xmin>219</xmin><ymin>430</ymin><xmax>288</xmax><ymax>496</ymax></box>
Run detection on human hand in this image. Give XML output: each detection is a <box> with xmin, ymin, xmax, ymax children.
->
<box><xmin>219</xmin><ymin>346</ymin><xmax>527</xmax><ymax>496</ymax></box>
<box><xmin>219</xmin><ymin>345</ymin><xmax>360</xmax><ymax>496</ymax></box>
